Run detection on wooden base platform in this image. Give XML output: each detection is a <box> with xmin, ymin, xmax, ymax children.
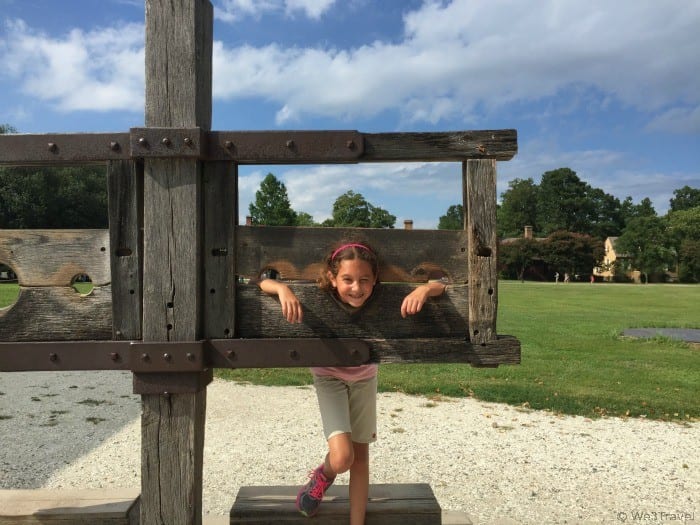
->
<box><xmin>0</xmin><ymin>488</ymin><xmax>140</xmax><ymax>525</ymax></box>
<box><xmin>231</xmin><ymin>483</ymin><xmax>442</xmax><ymax>524</ymax></box>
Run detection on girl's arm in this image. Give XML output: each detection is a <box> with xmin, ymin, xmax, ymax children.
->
<box><xmin>400</xmin><ymin>281</ymin><xmax>447</xmax><ymax>318</ymax></box>
<box><xmin>259</xmin><ymin>279</ymin><xmax>303</xmax><ymax>324</ymax></box>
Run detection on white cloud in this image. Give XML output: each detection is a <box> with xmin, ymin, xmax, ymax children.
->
<box><xmin>214</xmin><ymin>0</ymin><xmax>700</xmax><ymax>125</ymax></box>
<box><xmin>215</xmin><ymin>0</ymin><xmax>335</xmax><ymax>22</ymax></box>
<box><xmin>1</xmin><ymin>19</ymin><xmax>144</xmax><ymax>112</ymax></box>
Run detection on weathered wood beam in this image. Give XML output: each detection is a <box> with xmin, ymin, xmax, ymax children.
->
<box><xmin>236</xmin><ymin>226</ymin><xmax>468</xmax><ymax>283</ymax></box>
<box><xmin>0</xmin><ymin>129</ymin><xmax>517</xmax><ymax>166</ymax></box>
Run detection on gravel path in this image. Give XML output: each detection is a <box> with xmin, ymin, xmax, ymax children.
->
<box><xmin>1</xmin><ymin>371</ymin><xmax>698</xmax><ymax>524</ymax></box>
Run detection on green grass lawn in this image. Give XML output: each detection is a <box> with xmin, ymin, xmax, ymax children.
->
<box><xmin>217</xmin><ymin>281</ymin><xmax>700</xmax><ymax>422</ymax></box>
<box><xmin>2</xmin><ymin>280</ymin><xmax>698</xmax><ymax>421</ymax></box>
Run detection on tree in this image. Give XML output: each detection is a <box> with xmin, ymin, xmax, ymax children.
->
<box><xmin>615</xmin><ymin>216</ymin><xmax>675</xmax><ymax>283</ymax></box>
<box><xmin>669</xmin><ymin>185</ymin><xmax>700</xmax><ymax>212</ymax></box>
<box><xmin>542</xmin><ymin>231</ymin><xmax>604</xmax><ymax>279</ymax></box>
<box><xmin>499</xmin><ymin>238</ymin><xmax>542</xmax><ymax>281</ymax></box>
<box><xmin>0</xmin><ymin>165</ymin><xmax>108</xmax><ymax>228</ymax></box>
<box><xmin>326</xmin><ymin>191</ymin><xmax>395</xmax><ymax>228</ymax></box>
<box><xmin>667</xmin><ymin>207</ymin><xmax>700</xmax><ymax>282</ymax></box>
<box><xmin>497</xmin><ymin>178</ymin><xmax>539</xmax><ymax>238</ymax></box>
<box><xmin>537</xmin><ymin>168</ymin><xmax>596</xmax><ymax>235</ymax></box>
<box><xmin>295</xmin><ymin>212</ymin><xmax>315</xmax><ymax>226</ymax></box>
<box><xmin>248</xmin><ymin>173</ymin><xmax>297</xmax><ymax>226</ymax></box>
<box><xmin>0</xmin><ymin>124</ymin><xmax>18</xmax><ymax>134</ymax></box>
<box><xmin>437</xmin><ymin>204</ymin><xmax>464</xmax><ymax>230</ymax></box>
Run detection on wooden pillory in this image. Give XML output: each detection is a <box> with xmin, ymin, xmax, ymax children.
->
<box><xmin>0</xmin><ymin>1</ymin><xmax>519</xmax><ymax>523</ymax></box>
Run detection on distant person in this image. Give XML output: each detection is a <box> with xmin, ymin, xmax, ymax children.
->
<box><xmin>564</xmin><ymin>272</ymin><xmax>570</xmax><ymax>283</ymax></box>
<box><xmin>590</xmin><ymin>275</ymin><xmax>595</xmax><ymax>284</ymax></box>
<box><xmin>554</xmin><ymin>272</ymin><xmax>559</xmax><ymax>284</ymax></box>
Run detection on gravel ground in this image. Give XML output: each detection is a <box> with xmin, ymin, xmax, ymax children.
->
<box><xmin>1</xmin><ymin>371</ymin><xmax>698</xmax><ymax>524</ymax></box>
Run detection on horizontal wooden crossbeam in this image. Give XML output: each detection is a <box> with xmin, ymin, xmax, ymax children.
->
<box><xmin>0</xmin><ymin>129</ymin><xmax>517</xmax><ymax>166</ymax></box>
<box><xmin>0</xmin><ymin>336</ymin><xmax>519</xmax><ymax>372</ymax></box>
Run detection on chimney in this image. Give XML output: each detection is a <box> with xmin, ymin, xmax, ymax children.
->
<box><xmin>524</xmin><ymin>225</ymin><xmax>533</xmax><ymax>239</ymax></box>
<box><xmin>246</xmin><ymin>216</ymin><xmax>252</xmax><ymax>226</ymax></box>
<box><xmin>404</xmin><ymin>220</ymin><xmax>413</xmax><ymax>230</ymax></box>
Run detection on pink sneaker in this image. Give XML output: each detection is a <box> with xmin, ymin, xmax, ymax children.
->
<box><xmin>296</xmin><ymin>464</ymin><xmax>334</xmax><ymax>517</ymax></box>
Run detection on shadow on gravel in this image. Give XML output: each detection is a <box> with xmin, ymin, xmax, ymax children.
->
<box><xmin>623</xmin><ymin>328</ymin><xmax>700</xmax><ymax>343</ymax></box>
<box><xmin>0</xmin><ymin>371</ymin><xmax>139</xmax><ymax>488</ymax></box>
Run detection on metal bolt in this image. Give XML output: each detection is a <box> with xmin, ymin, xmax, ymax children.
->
<box><xmin>163</xmin><ymin>353</ymin><xmax>172</xmax><ymax>362</ymax></box>
<box><xmin>346</xmin><ymin>140</ymin><xmax>356</xmax><ymax>150</ymax></box>
<box><xmin>226</xmin><ymin>350</ymin><xmax>236</xmax><ymax>360</ymax></box>
<box><xmin>286</xmin><ymin>140</ymin><xmax>295</xmax><ymax>149</ymax></box>
<box><xmin>47</xmin><ymin>142</ymin><xmax>58</xmax><ymax>153</ymax></box>
<box><xmin>109</xmin><ymin>141</ymin><xmax>120</xmax><ymax>152</ymax></box>
<box><xmin>186</xmin><ymin>352</ymin><xmax>196</xmax><ymax>361</ymax></box>
<box><xmin>161</xmin><ymin>137</ymin><xmax>171</xmax><ymax>147</ymax></box>
<box><xmin>183</xmin><ymin>137</ymin><xmax>193</xmax><ymax>146</ymax></box>
<box><xmin>49</xmin><ymin>352</ymin><xmax>58</xmax><ymax>362</ymax></box>
<box><xmin>110</xmin><ymin>352</ymin><xmax>119</xmax><ymax>361</ymax></box>
<box><xmin>290</xmin><ymin>350</ymin><xmax>300</xmax><ymax>360</ymax></box>
<box><xmin>224</xmin><ymin>140</ymin><xmax>234</xmax><ymax>149</ymax></box>
<box><xmin>141</xmin><ymin>353</ymin><xmax>150</xmax><ymax>361</ymax></box>
<box><xmin>138</xmin><ymin>137</ymin><xmax>148</xmax><ymax>147</ymax></box>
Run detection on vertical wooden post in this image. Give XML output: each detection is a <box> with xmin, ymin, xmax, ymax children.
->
<box><xmin>463</xmin><ymin>159</ymin><xmax>498</xmax><ymax>344</ymax></box>
<box><xmin>139</xmin><ymin>1</ymin><xmax>213</xmax><ymax>524</ymax></box>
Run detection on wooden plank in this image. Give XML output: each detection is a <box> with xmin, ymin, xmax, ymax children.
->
<box><xmin>203</xmin><ymin>162</ymin><xmax>238</xmax><ymax>339</ymax></box>
<box><xmin>139</xmin><ymin>1</ymin><xmax>213</xmax><ymax>524</ymax></box>
<box><xmin>464</xmin><ymin>160</ymin><xmax>498</xmax><ymax>344</ymax></box>
<box><xmin>362</xmin><ymin>130</ymin><xmax>517</xmax><ymax>161</ymax></box>
<box><xmin>231</xmin><ymin>483</ymin><xmax>441</xmax><ymax>524</ymax></box>
<box><xmin>0</xmin><ymin>286</ymin><xmax>112</xmax><ymax>341</ymax></box>
<box><xmin>236</xmin><ymin>227</ymin><xmax>468</xmax><ymax>283</ymax></box>
<box><xmin>236</xmin><ymin>283</ymin><xmax>468</xmax><ymax>339</ymax></box>
<box><xmin>0</xmin><ymin>488</ymin><xmax>139</xmax><ymax>525</ymax></box>
<box><xmin>107</xmin><ymin>160</ymin><xmax>143</xmax><ymax>340</ymax></box>
<box><xmin>0</xmin><ymin>230</ymin><xmax>110</xmax><ymax>287</ymax></box>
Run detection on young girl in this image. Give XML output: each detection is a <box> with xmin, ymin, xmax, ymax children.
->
<box><xmin>258</xmin><ymin>241</ymin><xmax>446</xmax><ymax>524</ymax></box>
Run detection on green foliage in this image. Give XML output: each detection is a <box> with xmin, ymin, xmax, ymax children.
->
<box><xmin>542</xmin><ymin>231</ymin><xmax>604</xmax><ymax>277</ymax></box>
<box><xmin>0</xmin><ymin>124</ymin><xmax>18</xmax><ymax>134</ymax></box>
<box><xmin>294</xmin><ymin>212</ymin><xmax>316</xmax><ymax>226</ymax></box>
<box><xmin>669</xmin><ymin>185</ymin><xmax>700</xmax><ymax>212</ymax></box>
<box><xmin>248</xmin><ymin>173</ymin><xmax>297</xmax><ymax>226</ymax></box>
<box><xmin>437</xmin><ymin>204</ymin><xmax>464</xmax><ymax>230</ymax></box>
<box><xmin>326</xmin><ymin>190</ymin><xmax>395</xmax><ymax>228</ymax></box>
<box><xmin>497</xmin><ymin>178</ymin><xmax>539</xmax><ymax>237</ymax></box>
<box><xmin>0</xmin><ymin>166</ymin><xmax>108</xmax><ymax>228</ymax></box>
<box><xmin>499</xmin><ymin>238</ymin><xmax>542</xmax><ymax>281</ymax></box>
<box><xmin>215</xmin><ymin>281</ymin><xmax>700</xmax><ymax>421</ymax></box>
<box><xmin>616</xmin><ymin>216</ymin><xmax>675</xmax><ymax>283</ymax></box>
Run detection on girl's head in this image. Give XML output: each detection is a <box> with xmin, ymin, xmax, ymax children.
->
<box><xmin>319</xmin><ymin>241</ymin><xmax>379</xmax><ymax>308</ymax></box>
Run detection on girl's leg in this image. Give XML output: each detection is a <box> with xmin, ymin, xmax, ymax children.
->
<box><xmin>325</xmin><ymin>432</ymin><xmax>354</xmax><ymax>477</ymax></box>
<box><xmin>349</xmin><ymin>441</ymin><xmax>369</xmax><ymax>525</ymax></box>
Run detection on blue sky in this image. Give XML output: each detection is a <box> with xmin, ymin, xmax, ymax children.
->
<box><xmin>1</xmin><ymin>0</ymin><xmax>699</xmax><ymax>229</ymax></box>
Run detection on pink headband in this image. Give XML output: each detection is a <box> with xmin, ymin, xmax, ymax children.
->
<box><xmin>331</xmin><ymin>243</ymin><xmax>372</xmax><ymax>261</ymax></box>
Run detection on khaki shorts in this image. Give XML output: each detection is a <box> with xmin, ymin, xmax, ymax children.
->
<box><xmin>313</xmin><ymin>375</ymin><xmax>377</xmax><ymax>443</ymax></box>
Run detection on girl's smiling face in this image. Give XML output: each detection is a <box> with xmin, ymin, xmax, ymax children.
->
<box><xmin>329</xmin><ymin>258</ymin><xmax>377</xmax><ymax>308</ymax></box>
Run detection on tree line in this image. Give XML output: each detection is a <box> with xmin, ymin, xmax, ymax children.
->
<box><xmin>2</xmin><ymin>124</ymin><xmax>698</xmax><ymax>282</ymax></box>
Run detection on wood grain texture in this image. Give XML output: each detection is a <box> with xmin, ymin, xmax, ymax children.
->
<box><xmin>108</xmin><ymin>160</ymin><xmax>143</xmax><ymax>340</ymax></box>
<box><xmin>0</xmin><ymin>488</ymin><xmax>139</xmax><ymax>525</ymax></box>
<box><xmin>236</xmin><ymin>227</ymin><xmax>468</xmax><ymax>283</ymax></box>
<box><xmin>203</xmin><ymin>162</ymin><xmax>238</xmax><ymax>339</ymax></box>
<box><xmin>231</xmin><ymin>483</ymin><xmax>441</xmax><ymax>525</ymax></box>
<box><xmin>464</xmin><ymin>160</ymin><xmax>498</xmax><ymax>344</ymax></box>
<box><xmin>362</xmin><ymin>130</ymin><xmax>517</xmax><ymax>161</ymax></box>
<box><xmin>0</xmin><ymin>230</ymin><xmax>110</xmax><ymax>286</ymax></box>
<box><xmin>0</xmin><ymin>286</ymin><xmax>112</xmax><ymax>341</ymax></box>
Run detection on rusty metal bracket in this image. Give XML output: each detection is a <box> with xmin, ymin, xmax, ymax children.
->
<box><xmin>208</xmin><ymin>130</ymin><xmax>363</xmax><ymax>163</ymax></box>
<box><xmin>130</xmin><ymin>127</ymin><xmax>204</xmax><ymax>159</ymax></box>
<box><xmin>129</xmin><ymin>341</ymin><xmax>205</xmax><ymax>372</ymax></box>
<box><xmin>0</xmin><ymin>341</ymin><xmax>132</xmax><ymax>371</ymax></box>
<box><xmin>207</xmin><ymin>338</ymin><xmax>370</xmax><ymax>368</ymax></box>
<box><xmin>0</xmin><ymin>133</ymin><xmax>130</xmax><ymax>166</ymax></box>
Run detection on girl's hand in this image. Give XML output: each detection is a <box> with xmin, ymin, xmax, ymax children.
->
<box><xmin>259</xmin><ymin>279</ymin><xmax>303</xmax><ymax>323</ymax></box>
<box><xmin>400</xmin><ymin>281</ymin><xmax>447</xmax><ymax>318</ymax></box>
<box><xmin>277</xmin><ymin>286</ymin><xmax>303</xmax><ymax>324</ymax></box>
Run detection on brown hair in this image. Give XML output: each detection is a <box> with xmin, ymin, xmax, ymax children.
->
<box><xmin>318</xmin><ymin>239</ymin><xmax>379</xmax><ymax>292</ymax></box>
